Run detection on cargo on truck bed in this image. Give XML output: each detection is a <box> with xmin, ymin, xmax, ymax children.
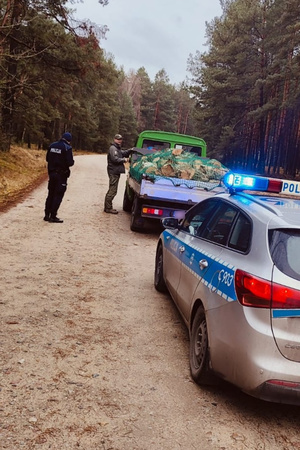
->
<box><xmin>123</xmin><ymin>147</ymin><xmax>228</xmax><ymax>232</ymax></box>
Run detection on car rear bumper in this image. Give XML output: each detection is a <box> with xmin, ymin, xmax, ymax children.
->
<box><xmin>207</xmin><ymin>306</ymin><xmax>300</xmax><ymax>404</ymax></box>
<box><xmin>250</xmin><ymin>379</ymin><xmax>300</xmax><ymax>405</ymax></box>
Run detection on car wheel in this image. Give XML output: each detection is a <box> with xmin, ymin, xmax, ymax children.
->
<box><xmin>189</xmin><ymin>306</ymin><xmax>216</xmax><ymax>385</ymax></box>
<box><xmin>154</xmin><ymin>243</ymin><xmax>167</xmax><ymax>292</ymax></box>
<box><xmin>130</xmin><ymin>195</ymin><xmax>144</xmax><ymax>231</ymax></box>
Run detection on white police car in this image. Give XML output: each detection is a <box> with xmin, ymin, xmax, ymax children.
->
<box><xmin>154</xmin><ymin>173</ymin><xmax>300</xmax><ymax>405</ymax></box>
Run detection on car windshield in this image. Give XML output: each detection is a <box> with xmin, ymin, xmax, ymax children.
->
<box><xmin>269</xmin><ymin>229</ymin><xmax>300</xmax><ymax>281</ymax></box>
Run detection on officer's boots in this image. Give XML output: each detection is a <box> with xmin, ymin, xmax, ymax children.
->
<box><xmin>43</xmin><ymin>211</ymin><xmax>51</xmax><ymax>222</ymax></box>
<box><xmin>49</xmin><ymin>215</ymin><xmax>63</xmax><ymax>223</ymax></box>
<box><xmin>43</xmin><ymin>211</ymin><xmax>63</xmax><ymax>223</ymax></box>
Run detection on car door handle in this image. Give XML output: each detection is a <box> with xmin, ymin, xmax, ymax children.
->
<box><xmin>199</xmin><ymin>259</ymin><xmax>208</xmax><ymax>270</ymax></box>
<box><xmin>179</xmin><ymin>246</ymin><xmax>185</xmax><ymax>253</ymax></box>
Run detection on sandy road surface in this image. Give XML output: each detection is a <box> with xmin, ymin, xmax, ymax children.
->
<box><xmin>0</xmin><ymin>154</ymin><xmax>300</xmax><ymax>450</ymax></box>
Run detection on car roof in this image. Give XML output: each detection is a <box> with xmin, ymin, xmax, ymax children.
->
<box><xmin>216</xmin><ymin>192</ymin><xmax>300</xmax><ymax>228</ymax></box>
<box><xmin>218</xmin><ymin>173</ymin><xmax>300</xmax><ymax>228</ymax></box>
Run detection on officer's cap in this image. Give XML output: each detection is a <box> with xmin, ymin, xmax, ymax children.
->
<box><xmin>62</xmin><ymin>132</ymin><xmax>72</xmax><ymax>142</ymax></box>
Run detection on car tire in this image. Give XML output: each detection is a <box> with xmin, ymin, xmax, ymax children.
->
<box><xmin>130</xmin><ymin>195</ymin><xmax>144</xmax><ymax>232</ymax></box>
<box><xmin>154</xmin><ymin>243</ymin><xmax>167</xmax><ymax>293</ymax></box>
<box><xmin>189</xmin><ymin>306</ymin><xmax>216</xmax><ymax>385</ymax></box>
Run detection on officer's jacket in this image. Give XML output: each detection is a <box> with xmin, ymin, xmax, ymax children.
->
<box><xmin>107</xmin><ymin>143</ymin><xmax>131</xmax><ymax>175</ymax></box>
<box><xmin>46</xmin><ymin>139</ymin><xmax>74</xmax><ymax>176</ymax></box>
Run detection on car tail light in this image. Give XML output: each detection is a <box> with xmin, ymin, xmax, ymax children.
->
<box><xmin>142</xmin><ymin>207</ymin><xmax>163</xmax><ymax>216</ymax></box>
<box><xmin>272</xmin><ymin>283</ymin><xmax>300</xmax><ymax>308</ymax></box>
<box><xmin>235</xmin><ymin>269</ymin><xmax>300</xmax><ymax>308</ymax></box>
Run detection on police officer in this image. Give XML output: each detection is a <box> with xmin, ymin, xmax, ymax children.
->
<box><xmin>104</xmin><ymin>134</ymin><xmax>132</xmax><ymax>214</ymax></box>
<box><xmin>44</xmin><ymin>132</ymin><xmax>74</xmax><ymax>223</ymax></box>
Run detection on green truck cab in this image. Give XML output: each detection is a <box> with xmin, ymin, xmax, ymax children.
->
<box><xmin>135</xmin><ymin>130</ymin><xmax>206</xmax><ymax>157</ymax></box>
<box><xmin>123</xmin><ymin>131</ymin><xmax>215</xmax><ymax>231</ymax></box>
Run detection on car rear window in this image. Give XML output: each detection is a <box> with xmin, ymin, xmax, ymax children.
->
<box><xmin>228</xmin><ymin>214</ymin><xmax>251</xmax><ymax>252</ymax></box>
<box><xmin>269</xmin><ymin>229</ymin><xmax>300</xmax><ymax>281</ymax></box>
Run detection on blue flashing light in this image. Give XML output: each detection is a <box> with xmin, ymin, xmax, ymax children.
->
<box><xmin>224</xmin><ymin>173</ymin><xmax>234</xmax><ymax>186</ymax></box>
<box><xmin>223</xmin><ymin>173</ymin><xmax>286</xmax><ymax>194</ymax></box>
<box><xmin>223</xmin><ymin>173</ymin><xmax>269</xmax><ymax>192</ymax></box>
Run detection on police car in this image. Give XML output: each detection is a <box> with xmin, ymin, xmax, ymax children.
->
<box><xmin>154</xmin><ymin>173</ymin><xmax>300</xmax><ymax>405</ymax></box>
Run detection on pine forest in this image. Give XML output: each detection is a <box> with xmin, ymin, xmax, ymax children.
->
<box><xmin>1</xmin><ymin>0</ymin><xmax>300</xmax><ymax>177</ymax></box>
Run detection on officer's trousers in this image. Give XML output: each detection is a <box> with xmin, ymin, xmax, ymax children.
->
<box><xmin>45</xmin><ymin>172</ymin><xmax>68</xmax><ymax>217</ymax></box>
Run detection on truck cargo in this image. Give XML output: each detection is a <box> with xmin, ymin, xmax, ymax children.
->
<box><xmin>123</xmin><ymin>146</ymin><xmax>228</xmax><ymax>232</ymax></box>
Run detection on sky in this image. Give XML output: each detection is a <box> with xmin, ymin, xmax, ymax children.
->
<box><xmin>71</xmin><ymin>0</ymin><xmax>223</xmax><ymax>85</ymax></box>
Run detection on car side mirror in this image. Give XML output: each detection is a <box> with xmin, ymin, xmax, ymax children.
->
<box><xmin>161</xmin><ymin>217</ymin><xmax>179</xmax><ymax>229</ymax></box>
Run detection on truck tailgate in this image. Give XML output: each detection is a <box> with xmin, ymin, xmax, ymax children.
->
<box><xmin>129</xmin><ymin>176</ymin><xmax>223</xmax><ymax>204</ymax></box>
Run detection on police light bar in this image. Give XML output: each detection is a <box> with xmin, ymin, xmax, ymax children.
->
<box><xmin>223</xmin><ymin>173</ymin><xmax>300</xmax><ymax>196</ymax></box>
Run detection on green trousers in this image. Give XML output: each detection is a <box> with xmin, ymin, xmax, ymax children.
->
<box><xmin>104</xmin><ymin>174</ymin><xmax>120</xmax><ymax>210</ymax></box>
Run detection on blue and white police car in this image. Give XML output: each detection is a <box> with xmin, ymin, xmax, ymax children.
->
<box><xmin>154</xmin><ymin>173</ymin><xmax>300</xmax><ymax>405</ymax></box>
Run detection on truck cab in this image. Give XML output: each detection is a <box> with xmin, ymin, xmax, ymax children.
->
<box><xmin>135</xmin><ymin>130</ymin><xmax>207</xmax><ymax>157</ymax></box>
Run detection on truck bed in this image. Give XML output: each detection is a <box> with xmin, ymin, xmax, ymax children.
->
<box><xmin>128</xmin><ymin>174</ymin><xmax>224</xmax><ymax>204</ymax></box>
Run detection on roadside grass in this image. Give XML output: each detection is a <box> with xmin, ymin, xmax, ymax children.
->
<box><xmin>0</xmin><ymin>147</ymin><xmax>96</xmax><ymax>212</ymax></box>
<box><xmin>0</xmin><ymin>146</ymin><xmax>47</xmax><ymax>212</ymax></box>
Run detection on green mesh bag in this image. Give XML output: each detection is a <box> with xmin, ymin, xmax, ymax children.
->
<box><xmin>129</xmin><ymin>149</ymin><xmax>228</xmax><ymax>183</ymax></box>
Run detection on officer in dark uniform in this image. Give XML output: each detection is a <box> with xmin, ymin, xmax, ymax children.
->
<box><xmin>44</xmin><ymin>132</ymin><xmax>74</xmax><ymax>223</ymax></box>
<box><xmin>104</xmin><ymin>134</ymin><xmax>132</xmax><ymax>214</ymax></box>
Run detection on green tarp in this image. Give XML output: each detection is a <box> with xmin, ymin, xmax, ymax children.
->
<box><xmin>130</xmin><ymin>148</ymin><xmax>228</xmax><ymax>184</ymax></box>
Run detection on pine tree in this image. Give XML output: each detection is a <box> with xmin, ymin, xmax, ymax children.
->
<box><xmin>152</xmin><ymin>69</ymin><xmax>176</xmax><ymax>131</ymax></box>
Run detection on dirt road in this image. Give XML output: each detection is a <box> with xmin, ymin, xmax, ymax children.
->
<box><xmin>0</xmin><ymin>154</ymin><xmax>300</xmax><ymax>450</ymax></box>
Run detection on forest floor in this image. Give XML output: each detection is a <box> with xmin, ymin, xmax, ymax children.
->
<box><xmin>0</xmin><ymin>146</ymin><xmax>48</xmax><ymax>212</ymax></box>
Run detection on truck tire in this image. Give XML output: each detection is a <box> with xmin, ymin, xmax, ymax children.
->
<box><xmin>130</xmin><ymin>195</ymin><xmax>144</xmax><ymax>232</ymax></box>
<box><xmin>123</xmin><ymin>186</ymin><xmax>133</xmax><ymax>212</ymax></box>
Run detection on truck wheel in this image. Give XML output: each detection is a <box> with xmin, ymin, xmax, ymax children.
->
<box><xmin>154</xmin><ymin>243</ymin><xmax>167</xmax><ymax>292</ymax></box>
<box><xmin>189</xmin><ymin>307</ymin><xmax>217</xmax><ymax>385</ymax></box>
<box><xmin>130</xmin><ymin>195</ymin><xmax>144</xmax><ymax>232</ymax></box>
<box><xmin>123</xmin><ymin>187</ymin><xmax>133</xmax><ymax>212</ymax></box>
